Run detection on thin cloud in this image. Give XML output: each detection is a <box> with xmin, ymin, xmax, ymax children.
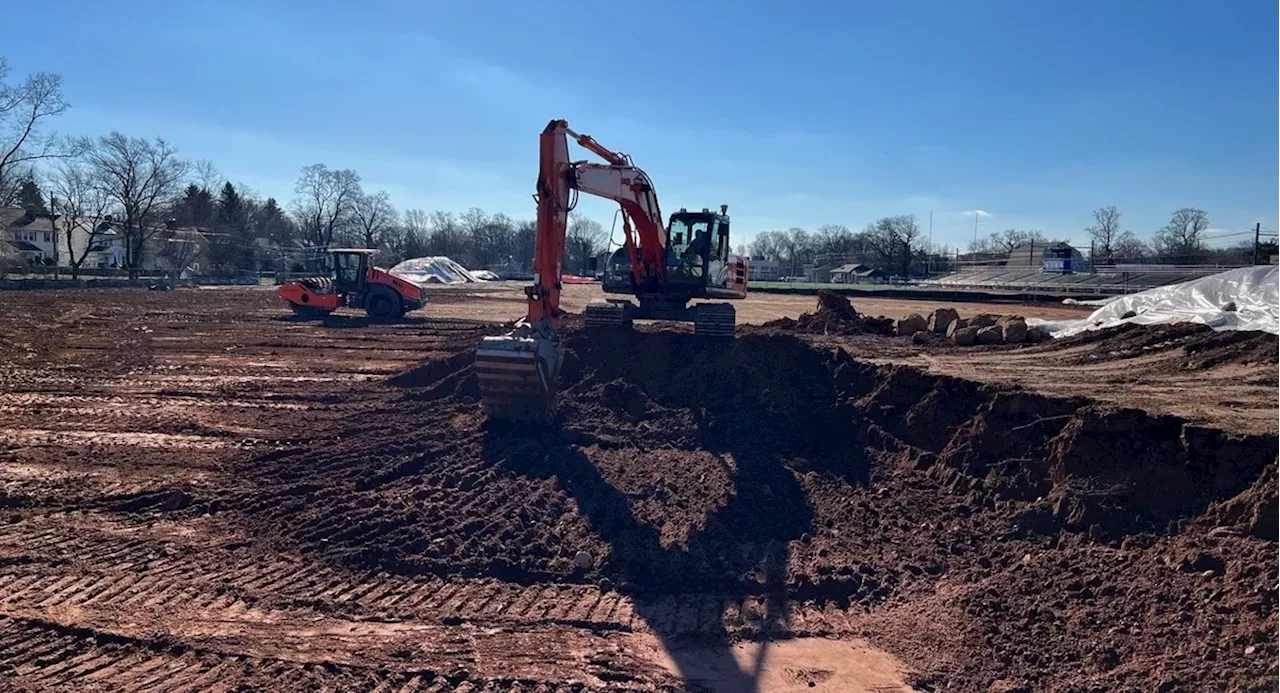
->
<box><xmin>963</xmin><ymin>209</ymin><xmax>992</xmax><ymax>218</ymax></box>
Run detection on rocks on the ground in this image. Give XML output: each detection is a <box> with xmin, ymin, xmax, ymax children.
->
<box><xmin>977</xmin><ymin>326</ymin><xmax>1004</xmax><ymax>345</ymax></box>
<box><xmin>1026</xmin><ymin>325</ymin><xmax>1052</xmax><ymax>343</ymax></box>
<box><xmin>896</xmin><ymin>313</ymin><xmax>927</xmax><ymax>336</ymax></box>
<box><xmin>928</xmin><ymin>308</ymin><xmax>960</xmax><ymax>334</ymax></box>
<box><xmin>1178</xmin><ymin>551</ymin><xmax>1225</xmax><ymax>576</ymax></box>
<box><xmin>574</xmin><ymin>550</ymin><xmax>594</xmax><ymax>570</ymax></box>
<box><xmin>988</xmin><ymin>680</ymin><xmax>1031</xmax><ymax>693</ymax></box>
<box><xmin>1000</xmin><ymin>318</ymin><xmax>1028</xmax><ymax>344</ymax></box>
<box><xmin>952</xmin><ymin>326</ymin><xmax>980</xmax><ymax>346</ymax></box>
<box><xmin>912</xmin><ymin>330</ymin><xmax>939</xmax><ymax>345</ymax></box>
<box><xmin>946</xmin><ymin>318</ymin><xmax>969</xmax><ymax>338</ymax></box>
<box><xmin>969</xmin><ymin>313</ymin><xmax>999</xmax><ymax>328</ymax></box>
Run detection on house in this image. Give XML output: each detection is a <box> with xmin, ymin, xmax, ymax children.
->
<box><xmin>805</xmin><ymin>264</ymin><xmax>837</xmax><ymax>283</ymax></box>
<box><xmin>2</xmin><ymin>208</ymin><xmax>59</xmax><ymax>265</ymax></box>
<box><xmin>831</xmin><ymin>263</ymin><xmax>889</xmax><ymax>284</ymax></box>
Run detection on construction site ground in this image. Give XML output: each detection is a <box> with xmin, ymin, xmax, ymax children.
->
<box><xmin>0</xmin><ymin>285</ymin><xmax>1275</xmax><ymax>692</ymax></box>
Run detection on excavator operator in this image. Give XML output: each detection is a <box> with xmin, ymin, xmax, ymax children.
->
<box><xmin>682</xmin><ymin>227</ymin><xmax>711</xmax><ymax>276</ymax></box>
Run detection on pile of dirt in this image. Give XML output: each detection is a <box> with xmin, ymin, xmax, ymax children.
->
<box><xmin>1046</xmin><ymin>321</ymin><xmax>1279</xmax><ymax>369</ymax></box>
<box><xmin>230</xmin><ymin>325</ymin><xmax>1278</xmax><ymax>691</ymax></box>
<box><xmin>760</xmin><ymin>290</ymin><xmax>894</xmax><ymax>335</ymax></box>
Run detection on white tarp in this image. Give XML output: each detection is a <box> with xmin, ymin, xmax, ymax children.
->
<box><xmin>389</xmin><ymin>256</ymin><xmax>479</xmax><ymax>285</ymax></box>
<box><xmin>468</xmin><ymin>270</ymin><xmax>499</xmax><ymax>281</ymax></box>
<box><xmin>1032</xmin><ymin>266</ymin><xmax>1279</xmax><ymax>337</ymax></box>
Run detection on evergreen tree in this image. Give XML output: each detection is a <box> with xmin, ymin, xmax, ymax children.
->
<box><xmin>17</xmin><ymin>179</ymin><xmax>48</xmax><ymax>215</ymax></box>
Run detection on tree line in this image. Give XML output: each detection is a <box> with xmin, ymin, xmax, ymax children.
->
<box><xmin>0</xmin><ymin>57</ymin><xmax>612</xmax><ymax>278</ymax></box>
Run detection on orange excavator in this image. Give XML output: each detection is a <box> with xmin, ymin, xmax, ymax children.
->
<box><xmin>475</xmin><ymin>119</ymin><xmax>749</xmax><ymax>421</ymax></box>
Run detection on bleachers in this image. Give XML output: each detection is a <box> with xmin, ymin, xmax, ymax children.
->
<box><xmin>921</xmin><ymin>267</ymin><xmax>1237</xmax><ymax>295</ymax></box>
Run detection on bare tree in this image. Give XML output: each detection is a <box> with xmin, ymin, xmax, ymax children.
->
<box><xmin>1085</xmin><ymin>205</ymin><xmax>1122</xmax><ymax>262</ymax></box>
<box><xmin>513</xmin><ymin>219</ymin><xmax>536</xmax><ymax>271</ymax></box>
<box><xmin>566</xmin><ymin>213</ymin><xmax>607</xmax><ymax>275</ymax></box>
<box><xmin>748</xmin><ymin>230</ymin><xmax>785</xmax><ymax>260</ymax></box>
<box><xmin>1155</xmin><ymin>207</ymin><xmax>1209</xmax><ymax>261</ymax></box>
<box><xmin>459</xmin><ymin>207</ymin><xmax>488</xmax><ymax>267</ymax></box>
<box><xmin>986</xmin><ymin>228</ymin><xmax>1046</xmax><ymax>254</ymax></box>
<box><xmin>1112</xmin><ymin>231</ymin><xmax>1149</xmax><ymax>261</ymax></box>
<box><xmin>350</xmin><ymin>190</ymin><xmax>397</xmax><ymax>249</ymax></box>
<box><xmin>47</xmin><ymin>157</ymin><xmax>112</xmax><ymax>279</ymax></box>
<box><xmin>0</xmin><ymin>58</ymin><xmax>76</xmax><ymax>207</ymax></box>
<box><xmin>399</xmin><ymin>208</ymin><xmax>429</xmax><ymax>259</ymax></box>
<box><xmin>190</xmin><ymin>159</ymin><xmax>222</xmax><ymax>191</ymax></box>
<box><xmin>864</xmin><ymin>215</ymin><xmax>921</xmax><ymax>277</ymax></box>
<box><xmin>427</xmin><ymin>210</ymin><xmax>468</xmax><ymax>259</ymax></box>
<box><xmin>290</xmin><ymin>164</ymin><xmax>361</xmax><ymax>248</ymax></box>
<box><xmin>85</xmin><ymin>133</ymin><xmax>189</xmax><ymax>278</ymax></box>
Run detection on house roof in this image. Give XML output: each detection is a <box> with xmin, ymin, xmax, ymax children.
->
<box><xmin>834</xmin><ymin>263</ymin><xmax>871</xmax><ymax>273</ymax></box>
<box><xmin>6</xmin><ymin>240</ymin><xmax>41</xmax><ymax>252</ymax></box>
<box><xmin>1</xmin><ymin>208</ymin><xmax>56</xmax><ymax>232</ymax></box>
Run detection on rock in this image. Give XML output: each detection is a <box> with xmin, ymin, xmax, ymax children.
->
<box><xmin>1201</xmin><ymin>569</ymin><xmax>1218</xmax><ymax>579</ymax></box>
<box><xmin>952</xmin><ymin>326</ymin><xmax>980</xmax><ymax>346</ymax></box>
<box><xmin>598</xmin><ymin>577</ymin><xmax>614</xmax><ymax>592</ymax></box>
<box><xmin>1245</xmin><ymin>645</ymin><xmax>1257</xmax><ymax>655</ymax></box>
<box><xmin>946</xmin><ymin>318</ymin><xmax>969</xmax><ymax>338</ymax></box>
<box><xmin>1026</xmin><ymin>325</ymin><xmax>1052</xmax><ymax>343</ymax></box>
<box><xmin>1000</xmin><ymin>318</ymin><xmax>1028</xmax><ymax>344</ymax></box>
<box><xmin>1121</xmin><ymin>310</ymin><xmax>1138</xmax><ymax>319</ymax></box>
<box><xmin>1178</xmin><ymin>551</ymin><xmax>1225</xmax><ymax>575</ymax></box>
<box><xmin>977</xmin><ymin>326</ymin><xmax>1004</xmax><ymax>344</ymax></box>
<box><xmin>969</xmin><ymin>313</ymin><xmax>999</xmax><ymax>328</ymax></box>
<box><xmin>574</xmin><ymin>550</ymin><xmax>594</xmax><ymax>570</ymax></box>
<box><xmin>896</xmin><ymin>313</ymin><xmax>927</xmax><ymax>336</ymax></box>
<box><xmin>1221</xmin><ymin>301</ymin><xmax>1237</xmax><ymax>312</ymax></box>
<box><xmin>927</xmin><ymin>307</ymin><xmax>960</xmax><ymax>334</ymax></box>
<box><xmin>911</xmin><ymin>330</ymin><xmax>938</xmax><ymax>345</ymax></box>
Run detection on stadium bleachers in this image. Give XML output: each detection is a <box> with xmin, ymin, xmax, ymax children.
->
<box><xmin>922</xmin><ymin>267</ymin><xmax>1234</xmax><ymax>295</ymax></box>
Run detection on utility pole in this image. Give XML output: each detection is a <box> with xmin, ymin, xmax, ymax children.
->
<box><xmin>928</xmin><ymin>210</ymin><xmax>933</xmax><ymax>277</ymax></box>
<box><xmin>973</xmin><ymin>213</ymin><xmax>979</xmax><ymax>247</ymax></box>
<box><xmin>1254</xmin><ymin>222</ymin><xmax>1261</xmax><ymax>265</ymax></box>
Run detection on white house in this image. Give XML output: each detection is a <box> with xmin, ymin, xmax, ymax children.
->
<box><xmin>2</xmin><ymin>208</ymin><xmax>59</xmax><ymax>265</ymax></box>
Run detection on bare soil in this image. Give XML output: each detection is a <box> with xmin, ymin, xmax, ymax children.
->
<box><xmin>0</xmin><ymin>286</ymin><xmax>1275</xmax><ymax>692</ymax></box>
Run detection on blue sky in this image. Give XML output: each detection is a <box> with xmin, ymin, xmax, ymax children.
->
<box><xmin>6</xmin><ymin>0</ymin><xmax>1277</xmax><ymax>250</ymax></box>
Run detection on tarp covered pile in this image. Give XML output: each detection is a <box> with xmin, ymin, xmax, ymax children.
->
<box><xmin>1034</xmin><ymin>266</ymin><xmax>1279</xmax><ymax>337</ymax></box>
<box><xmin>390</xmin><ymin>257</ymin><xmax>486</xmax><ymax>285</ymax></box>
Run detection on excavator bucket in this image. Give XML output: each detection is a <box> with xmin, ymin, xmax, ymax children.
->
<box><xmin>474</xmin><ymin>324</ymin><xmax>561</xmax><ymax>422</ymax></box>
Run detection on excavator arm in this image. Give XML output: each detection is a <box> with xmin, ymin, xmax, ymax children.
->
<box><xmin>475</xmin><ymin>119</ymin><xmax>670</xmax><ymax>421</ymax></box>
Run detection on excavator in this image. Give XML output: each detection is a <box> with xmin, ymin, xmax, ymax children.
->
<box><xmin>474</xmin><ymin>119</ymin><xmax>749</xmax><ymax>421</ymax></box>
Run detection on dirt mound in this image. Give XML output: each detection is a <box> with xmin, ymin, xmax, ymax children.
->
<box><xmin>1048</xmin><ymin>321</ymin><xmax>1279</xmax><ymax>369</ymax></box>
<box><xmin>759</xmin><ymin>290</ymin><xmax>894</xmax><ymax>335</ymax></box>
<box><xmin>232</xmin><ymin>326</ymin><xmax>1278</xmax><ymax>691</ymax></box>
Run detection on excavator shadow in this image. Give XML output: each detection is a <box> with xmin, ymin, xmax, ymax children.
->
<box><xmin>481</xmin><ymin>418</ymin><xmax>816</xmax><ymax>692</ymax></box>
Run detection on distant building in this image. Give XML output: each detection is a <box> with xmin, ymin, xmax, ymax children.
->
<box><xmin>1005</xmin><ymin>241</ymin><xmax>1085</xmax><ymax>273</ymax></box>
<box><xmin>831</xmin><ymin>263</ymin><xmax>889</xmax><ymax>284</ymax></box>
<box><xmin>748</xmin><ymin>257</ymin><xmax>781</xmax><ymax>282</ymax></box>
<box><xmin>2</xmin><ymin>208</ymin><xmax>58</xmax><ymax>265</ymax></box>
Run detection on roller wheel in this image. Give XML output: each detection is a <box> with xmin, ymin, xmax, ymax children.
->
<box><xmin>365</xmin><ymin>287</ymin><xmax>402</xmax><ymax>321</ymax></box>
<box><xmin>584</xmin><ymin>300</ymin><xmax>633</xmax><ymax>328</ymax></box>
<box><xmin>290</xmin><ymin>303</ymin><xmax>332</xmax><ymax>317</ymax></box>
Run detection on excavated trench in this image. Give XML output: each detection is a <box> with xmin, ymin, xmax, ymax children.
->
<box><xmin>229</xmin><ymin>323</ymin><xmax>1277</xmax><ymax>690</ymax></box>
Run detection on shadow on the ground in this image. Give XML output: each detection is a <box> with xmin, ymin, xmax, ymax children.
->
<box><xmin>481</xmin><ymin>416</ymin><xmax>819</xmax><ymax>691</ymax></box>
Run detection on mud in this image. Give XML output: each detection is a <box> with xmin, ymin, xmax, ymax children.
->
<box><xmin>236</xmin><ymin>320</ymin><xmax>1277</xmax><ymax>692</ymax></box>
<box><xmin>1</xmin><ymin>287</ymin><xmax>1276</xmax><ymax>692</ymax></box>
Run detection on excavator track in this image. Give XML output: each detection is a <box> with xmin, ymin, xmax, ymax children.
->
<box><xmin>693</xmin><ymin>302</ymin><xmax>736</xmax><ymax>337</ymax></box>
<box><xmin>583</xmin><ymin>300</ymin><xmax>634</xmax><ymax>329</ymax></box>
